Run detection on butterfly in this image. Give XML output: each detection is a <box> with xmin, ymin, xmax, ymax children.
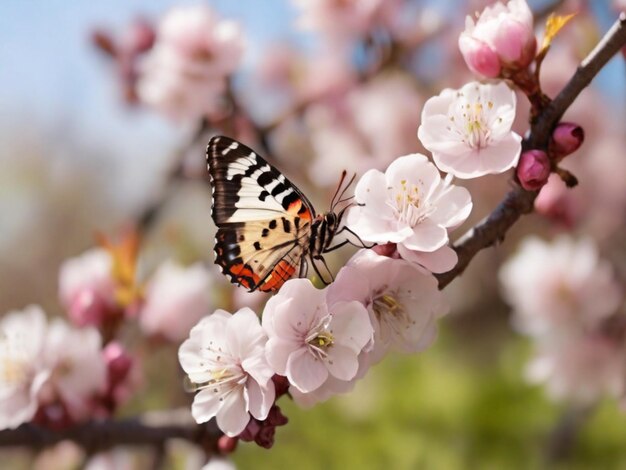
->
<box><xmin>206</xmin><ymin>136</ymin><xmax>355</xmax><ymax>292</ymax></box>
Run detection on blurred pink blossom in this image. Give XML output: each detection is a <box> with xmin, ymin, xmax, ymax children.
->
<box><xmin>306</xmin><ymin>73</ymin><xmax>421</xmax><ymax>186</ymax></box>
<box><xmin>534</xmin><ymin>173</ymin><xmax>579</xmax><ymax>228</ymax></box>
<box><xmin>526</xmin><ymin>334</ymin><xmax>625</xmax><ymax>404</ymax></box>
<box><xmin>137</xmin><ymin>5</ymin><xmax>245</xmax><ymax>122</ymax></box>
<box><xmin>178</xmin><ymin>308</ymin><xmax>275</xmax><ymax>437</ymax></box>
<box><xmin>418</xmin><ymin>81</ymin><xmax>522</xmax><ymax>179</ymax></box>
<box><xmin>40</xmin><ymin>321</ymin><xmax>107</xmax><ymax>422</ymax></box>
<box><xmin>139</xmin><ymin>261</ymin><xmax>214</xmax><ymax>343</ymax></box>
<box><xmin>262</xmin><ymin>279</ymin><xmax>373</xmax><ymax>393</ymax></box>
<box><xmin>0</xmin><ymin>306</ymin><xmax>50</xmax><ymax>430</ymax></box>
<box><xmin>202</xmin><ymin>457</ymin><xmax>237</xmax><ymax>470</ymax></box>
<box><xmin>291</xmin><ymin>0</ymin><xmax>398</xmax><ymax>42</ymax></box>
<box><xmin>499</xmin><ymin>236</ymin><xmax>623</xmax><ymax>337</ymax></box>
<box><xmin>328</xmin><ymin>250</ymin><xmax>449</xmax><ymax>363</ymax></box>
<box><xmin>59</xmin><ymin>248</ymin><xmax>118</xmax><ymax>328</ymax></box>
<box><xmin>347</xmin><ymin>154</ymin><xmax>472</xmax><ymax>273</ymax></box>
<box><xmin>459</xmin><ymin>0</ymin><xmax>536</xmax><ymax>77</ymax></box>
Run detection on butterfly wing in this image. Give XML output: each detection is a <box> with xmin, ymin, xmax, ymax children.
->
<box><xmin>207</xmin><ymin>136</ymin><xmax>315</xmax><ymax>292</ymax></box>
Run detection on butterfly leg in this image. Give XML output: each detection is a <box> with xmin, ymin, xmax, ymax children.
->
<box><xmin>335</xmin><ymin>226</ymin><xmax>376</xmax><ymax>249</ymax></box>
<box><xmin>310</xmin><ymin>254</ymin><xmax>334</xmax><ymax>285</ymax></box>
<box><xmin>299</xmin><ymin>256</ymin><xmax>309</xmax><ymax>278</ymax></box>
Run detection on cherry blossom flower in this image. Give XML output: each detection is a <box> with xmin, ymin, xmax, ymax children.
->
<box><xmin>178</xmin><ymin>308</ymin><xmax>275</xmax><ymax>437</ymax></box>
<box><xmin>0</xmin><ymin>306</ymin><xmax>50</xmax><ymax>430</ymax></box>
<box><xmin>137</xmin><ymin>5</ymin><xmax>245</xmax><ymax>122</ymax></box>
<box><xmin>328</xmin><ymin>250</ymin><xmax>449</xmax><ymax>363</ymax></box>
<box><xmin>59</xmin><ymin>248</ymin><xmax>118</xmax><ymax>328</ymax></box>
<box><xmin>262</xmin><ymin>279</ymin><xmax>373</xmax><ymax>393</ymax></box>
<box><xmin>347</xmin><ymin>154</ymin><xmax>472</xmax><ymax>273</ymax></box>
<box><xmin>459</xmin><ymin>0</ymin><xmax>536</xmax><ymax>77</ymax></box>
<box><xmin>41</xmin><ymin>321</ymin><xmax>107</xmax><ymax>421</ymax></box>
<box><xmin>526</xmin><ymin>334</ymin><xmax>625</xmax><ymax>404</ymax></box>
<box><xmin>499</xmin><ymin>236</ymin><xmax>623</xmax><ymax>337</ymax></box>
<box><xmin>139</xmin><ymin>261</ymin><xmax>214</xmax><ymax>343</ymax></box>
<box><xmin>418</xmin><ymin>81</ymin><xmax>522</xmax><ymax>179</ymax></box>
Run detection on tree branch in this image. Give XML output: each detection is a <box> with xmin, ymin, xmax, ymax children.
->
<box><xmin>0</xmin><ymin>417</ymin><xmax>219</xmax><ymax>454</ymax></box>
<box><xmin>437</xmin><ymin>12</ymin><xmax>626</xmax><ymax>289</ymax></box>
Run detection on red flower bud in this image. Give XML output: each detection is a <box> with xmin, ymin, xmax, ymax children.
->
<box><xmin>517</xmin><ymin>150</ymin><xmax>551</xmax><ymax>191</ymax></box>
<box><xmin>217</xmin><ymin>435</ymin><xmax>239</xmax><ymax>454</ymax></box>
<box><xmin>550</xmin><ymin>122</ymin><xmax>584</xmax><ymax>159</ymax></box>
<box><xmin>103</xmin><ymin>342</ymin><xmax>133</xmax><ymax>387</ymax></box>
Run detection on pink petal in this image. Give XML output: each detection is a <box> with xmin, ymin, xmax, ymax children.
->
<box><xmin>245</xmin><ymin>377</ymin><xmax>275</xmax><ymax>421</ymax></box>
<box><xmin>403</xmin><ymin>220</ymin><xmax>448</xmax><ymax>252</ymax></box>
<box><xmin>324</xmin><ymin>344</ymin><xmax>359</xmax><ymax>381</ymax></box>
<box><xmin>216</xmin><ymin>389</ymin><xmax>250</xmax><ymax>437</ymax></box>
<box><xmin>328</xmin><ymin>301</ymin><xmax>373</xmax><ymax>352</ymax></box>
<box><xmin>429</xmin><ymin>186</ymin><xmax>473</xmax><ymax>228</ymax></box>
<box><xmin>191</xmin><ymin>388</ymin><xmax>223</xmax><ymax>424</ymax></box>
<box><xmin>397</xmin><ymin>244</ymin><xmax>458</xmax><ymax>274</ymax></box>
<box><xmin>286</xmin><ymin>348</ymin><xmax>328</xmax><ymax>393</ymax></box>
<box><xmin>264</xmin><ymin>337</ymin><xmax>301</xmax><ymax>376</ymax></box>
<box><xmin>354</xmin><ymin>169</ymin><xmax>394</xmax><ymax>216</ymax></box>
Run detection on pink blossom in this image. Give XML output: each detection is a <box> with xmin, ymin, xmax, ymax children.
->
<box><xmin>499</xmin><ymin>236</ymin><xmax>623</xmax><ymax>337</ymax></box>
<box><xmin>306</xmin><ymin>73</ymin><xmax>421</xmax><ymax>187</ymax></box>
<box><xmin>41</xmin><ymin>321</ymin><xmax>107</xmax><ymax>421</ymax></box>
<box><xmin>59</xmin><ymin>248</ymin><xmax>118</xmax><ymax>328</ymax></box>
<box><xmin>459</xmin><ymin>0</ymin><xmax>536</xmax><ymax>76</ymax></box>
<box><xmin>516</xmin><ymin>149</ymin><xmax>551</xmax><ymax>191</ymax></box>
<box><xmin>202</xmin><ymin>457</ymin><xmax>237</xmax><ymax>470</ymax></box>
<box><xmin>526</xmin><ymin>334</ymin><xmax>625</xmax><ymax>404</ymax></box>
<box><xmin>137</xmin><ymin>5</ymin><xmax>245</xmax><ymax>122</ymax></box>
<box><xmin>139</xmin><ymin>261</ymin><xmax>214</xmax><ymax>343</ymax></box>
<box><xmin>534</xmin><ymin>174</ymin><xmax>578</xmax><ymax>228</ymax></box>
<box><xmin>262</xmin><ymin>279</ymin><xmax>373</xmax><ymax>393</ymax></box>
<box><xmin>347</xmin><ymin>154</ymin><xmax>472</xmax><ymax>273</ymax></box>
<box><xmin>418</xmin><ymin>81</ymin><xmax>522</xmax><ymax>179</ymax></box>
<box><xmin>178</xmin><ymin>308</ymin><xmax>275</xmax><ymax>437</ymax></box>
<box><xmin>0</xmin><ymin>306</ymin><xmax>50</xmax><ymax>430</ymax></box>
<box><xmin>328</xmin><ymin>250</ymin><xmax>449</xmax><ymax>363</ymax></box>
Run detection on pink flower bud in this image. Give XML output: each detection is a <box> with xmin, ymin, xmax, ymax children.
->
<box><xmin>122</xmin><ymin>19</ymin><xmax>155</xmax><ymax>54</ymax></box>
<box><xmin>217</xmin><ymin>435</ymin><xmax>239</xmax><ymax>454</ymax></box>
<box><xmin>550</xmin><ymin>122</ymin><xmax>584</xmax><ymax>159</ymax></box>
<box><xmin>517</xmin><ymin>150</ymin><xmax>551</xmax><ymax>191</ymax></box>
<box><xmin>103</xmin><ymin>342</ymin><xmax>133</xmax><ymax>388</ymax></box>
<box><xmin>372</xmin><ymin>243</ymin><xmax>401</xmax><ymax>259</ymax></box>
<box><xmin>458</xmin><ymin>36</ymin><xmax>502</xmax><ymax>78</ymax></box>
<box><xmin>459</xmin><ymin>0</ymin><xmax>536</xmax><ymax>76</ymax></box>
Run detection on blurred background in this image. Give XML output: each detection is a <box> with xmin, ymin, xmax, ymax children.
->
<box><xmin>1</xmin><ymin>0</ymin><xmax>625</xmax><ymax>468</ymax></box>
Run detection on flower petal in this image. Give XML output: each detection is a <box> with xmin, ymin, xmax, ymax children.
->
<box><xmin>286</xmin><ymin>348</ymin><xmax>328</xmax><ymax>393</ymax></box>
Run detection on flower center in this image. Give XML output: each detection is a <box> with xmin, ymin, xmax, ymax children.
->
<box><xmin>305</xmin><ymin>315</ymin><xmax>334</xmax><ymax>360</ymax></box>
<box><xmin>447</xmin><ymin>90</ymin><xmax>502</xmax><ymax>150</ymax></box>
<box><xmin>390</xmin><ymin>179</ymin><xmax>430</xmax><ymax>227</ymax></box>
<box><xmin>372</xmin><ymin>292</ymin><xmax>415</xmax><ymax>337</ymax></box>
<box><xmin>0</xmin><ymin>356</ymin><xmax>28</xmax><ymax>386</ymax></box>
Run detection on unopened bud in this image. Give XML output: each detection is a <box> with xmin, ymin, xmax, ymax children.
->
<box><xmin>550</xmin><ymin>122</ymin><xmax>584</xmax><ymax>159</ymax></box>
<box><xmin>123</xmin><ymin>19</ymin><xmax>156</xmax><ymax>54</ymax></box>
<box><xmin>217</xmin><ymin>435</ymin><xmax>239</xmax><ymax>454</ymax></box>
<box><xmin>517</xmin><ymin>150</ymin><xmax>551</xmax><ymax>191</ymax></box>
<box><xmin>103</xmin><ymin>341</ymin><xmax>133</xmax><ymax>387</ymax></box>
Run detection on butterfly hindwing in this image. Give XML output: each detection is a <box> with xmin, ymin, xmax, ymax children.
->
<box><xmin>207</xmin><ymin>136</ymin><xmax>315</xmax><ymax>292</ymax></box>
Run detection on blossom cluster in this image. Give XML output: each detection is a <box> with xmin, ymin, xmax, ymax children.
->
<box><xmin>179</xmin><ymin>250</ymin><xmax>449</xmax><ymax>439</ymax></box>
<box><xmin>500</xmin><ymin>236</ymin><xmax>625</xmax><ymax>404</ymax></box>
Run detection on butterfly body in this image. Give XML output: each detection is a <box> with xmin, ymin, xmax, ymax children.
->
<box><xmin>207</xmin><ymin>136</ymin><xmax>346</xmax><ymax>292</ymax></box>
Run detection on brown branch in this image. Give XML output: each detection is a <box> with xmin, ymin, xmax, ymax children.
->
<box><xmin>0</xmin><ymin>417</ymin><xmax>219</xmax><ymax>453</ymax></box>
<box><xmin>437</xmin><ymin>12</ymin><xmax>626</xmax><ymax>289</ymax></box>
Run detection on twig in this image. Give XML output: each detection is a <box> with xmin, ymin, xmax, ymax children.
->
<box><xmin>545</xmin><ymin>405</ymin><xmax>594</xmax><ymax>462</ymax></box>
<box><xmin>0</xmin><ymin>418</ymin><xmax>219</xmax><ymax>453</ymax></box>
<box><xmin>436</xmin><ymin>12</ymin><xmax>626</xmax><ymax>289</ymax></box>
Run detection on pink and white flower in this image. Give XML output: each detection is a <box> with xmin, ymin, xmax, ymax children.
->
<box><xmin>347</xmin><ymin>154</ymin><xmax>472</xmax><ymax>273</ymax></box>
<box><xmin>0</xmin><ymin>306</ymin><xmax>50</xmax><ymax>430</ymax></box>
<box><xmin>459</xmin><ymin>0</ymin><xmax>536</xmax><ymax>77</ymax></box>
<box><xmin>59</xmin><ymin>248</ymin><xmax>117</xmax><ymax>328</ymax></box>
<box><xmin>499</xmin><ymin>236</ymin><xmax>623</xmax><ymax>337</ymax></box>
<box><xmin>262</xmin><ymin>279</ymin><xmax>373</xmax><ymax>394</ymax></box>
<box><xmin>526</xmin><ymin>334</ymin><xmax>625</xmax><ymax>404</ymax></box>
<box><xmin>418</xmin><ymin>81</ymin><xmax>522</xmax><ymax>179</ymax></box>
<box><xmin>137</xmin><ymin>5</ymin><xmax>245</xmax><ymax>122</ymax></box>
<box><xmin>139</xmin><ymin>261</ymin><xmax>214</xmax><ymax>343</ymax></box>
<box><xmin>328</xmin><ymin>250</ymin><xmax>449</xmax><ymax>363</ymax></box>
<box><xmin>41</xmin><ymin>321</ymin><xmax>107</xmax><ymax>421</ymax></box>
<box><xmin>178</xmin><ymin>308</ymin><xmax>275</xmax><ymax>437</ymax></box>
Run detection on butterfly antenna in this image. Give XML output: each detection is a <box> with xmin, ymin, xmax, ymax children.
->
<box><xmin>330</xmin><ymin>170</ymin><xmax>348</xmax><ymax>210</ymax></box>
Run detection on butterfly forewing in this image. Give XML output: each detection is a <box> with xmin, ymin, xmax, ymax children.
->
<box><xmin>207</xmin><ymin>136</ymin><xmax>315</xmax><ymax>292</ymax></box>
